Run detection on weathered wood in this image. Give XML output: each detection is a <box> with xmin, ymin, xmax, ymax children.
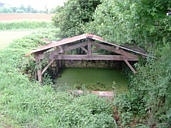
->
<box><xmin>53</xmin><ymin>55</ymin><xmax>138</xmax><ymax>61</ymax></box>
<box><xmin>93</xmin><ymin>43</ymin><xmax>138</xmax><ymax>58</ymax></box>
<box><xmin>63</xmin><ymin>42</ymin><xmax>88</xmax><ymax>52</ymax></box>
<box><xmin>87</xmin><ymin>39</ymin><xmax>92</xmax><ymax>56</ymax></box>
<box><xmin>124</xmin><ymin>60</ymin><xmax>137</xmax><ymax>74</ymax></box>
<box><xmin>37</xmin><ymin>69</ymin><xmax>42</xmax><ymax>83</ymax></box>
<box><xmin>42</xmin><ymin>59</ymin><xmax>54</xmax><ymax>75</ymax></box>
<box><xmin>58</xmin><ymin>46</ymin><xmax>64</xmax><ymax>53</ymax></box>
<box><xmin>80</xmin><ymin>46</ymin><xmax>88</xmax><ymax>53</ymax></box>
<box><xmin>36</xmin><ymin>42</ymin><xmax>88</xmax><ymax>60</ymax></box>
<box><xmin>58</xmin><ymin>60</ymin><xmax>62</xmax><ymax>68</ymax></box>
<box><xmin>35</xmin><ymin>53</ymin><xmax>43</xmax><ymax>83</ymax></box>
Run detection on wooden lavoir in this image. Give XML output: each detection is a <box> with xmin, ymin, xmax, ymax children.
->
<box><xmin>26</xmin><ymin>33</ymin><xmax>150</xmax><ymax>83</ymax></box>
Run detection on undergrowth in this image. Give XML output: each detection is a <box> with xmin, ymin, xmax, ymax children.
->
<box><xmin>0</xmin><ymin>29</ymin><xmax>114</xmax><ymax>127</ymax></box>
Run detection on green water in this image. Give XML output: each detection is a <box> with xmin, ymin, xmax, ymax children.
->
<box><xmin>55</xmin><ymin>68</ymin><xmax>128</xmax><ymax>92</ymax></box>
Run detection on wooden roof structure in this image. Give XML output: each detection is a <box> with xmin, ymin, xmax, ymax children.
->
<box><xmin>26</xmin><ymin>33</ymin><xmax>149</xmax><ymax>57</ymax></box>
<box><xmin>26</xmin><ymin>33</ymin><xmax>149</xmax><ymax>83</ymax></box>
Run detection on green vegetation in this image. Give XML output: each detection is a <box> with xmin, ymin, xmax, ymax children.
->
<box><xmin>0</xmin><ymin>21</ymin><xmax>53</xmax><ymax>30</ymax></box>
<box><xmin>87</xmin><ymin>0</ymin><xmax>171</xmax><ymax>47</ymax></box>
<box><xmin>53</xmin><ymin>0</ymin><xmax>171</xmax><ymax>127</ymax></box>
<box><xmin>53</xmin><ymin>0</ymin><xmax>101</xmax><ymax>37</ymax></box>
<box><xmin>0</xmin><ymin>29</ymin><xmax>114</xmax><ymax>127</ymax></box>
<box><xmin>0</xmin><ymin>0</ymin><xmax>170</xmax><ymax>127</ymax></box>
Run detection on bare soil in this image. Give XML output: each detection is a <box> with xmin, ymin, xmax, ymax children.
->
<box><xmin>0</xmin><ymin>13</ymin><xmax>54</xmax><ymax>22</ymax></box>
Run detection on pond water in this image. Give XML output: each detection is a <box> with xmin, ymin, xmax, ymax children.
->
<box><xmin>55</xmin><ymin>68</ymin><xmax>128</xmax><ymax>92</ymax></box>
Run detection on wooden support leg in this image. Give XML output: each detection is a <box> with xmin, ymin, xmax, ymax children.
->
<box><xmin>124</xmin><ymin>60</ymin><xmax>137</xmax><ymax>74</ymax></box>
<box><xmin>59</xmin><ymin>60</ymin><xmax>62</xmax><ymax>68</ymax></box>
<box><xmin>35</xmin><ymin>54</ymin><xmax>42</xmax><ymax>83</ymax></box>
<box><xmin>37</xmin><ymin>69</ymin><xmax>42</xmax><ymax>83</ymax></box>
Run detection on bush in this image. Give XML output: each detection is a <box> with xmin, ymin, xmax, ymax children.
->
<box><xmin>114</xmin><ymin>44</ymin><xmax>171</xmax><ymax>127</ymax></box>
<box><xmin>52</xmin><ymin>0</ymin><xmax>101</xmax><ymax>38</ymax></box>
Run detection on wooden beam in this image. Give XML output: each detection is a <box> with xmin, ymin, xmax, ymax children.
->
<box><xmin>36</xmin><ymin>42</ymin><xmax>88</xmax><ymax>60</ymax></box>
<box><xmin>93</xmin><ymin>43</ymin><xmax>138</xmax><ymax>58</ymax></box>
<box><xmin>124</xmin><ymin>60</ymin><xmax>137</xmax><ymax>74</ymax></box>
<box><xmin>53</xmin><ymin>55</ymin><xmax>138</xmax><ymax>61</ymax></box>
<box><xmin>63</xmin><ymin>42</ymin><xmax>88</xmax><ymax>52</ymax></box>
<box><xmin>80</xmin><ymin>46</ymin><xmax>88</xmax><ymax>53</ymax></box>
<box><xmin>42</xmin><ymin>59</ymin><xmax>54</xmax><ymax>75</ymax></box>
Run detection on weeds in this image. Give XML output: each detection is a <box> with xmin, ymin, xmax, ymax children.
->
<box><xmin>0</xmin><ymin>29</ymin><xmax>114</xmax><ymax>127</ymax></box>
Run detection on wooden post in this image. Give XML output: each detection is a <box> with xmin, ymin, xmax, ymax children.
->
<box><xmin>124</xmin><ymin>60</ymin><xmax>137</xmax><ymax>74</ymax></box>
<box><xmin>87</xmin><ymin>39</ymin><xmax>92</xmax><ymax>56</ymax></box>
<box><xmin>35</xmin><ymin>53</ymin><xmax>42</xmax><ymax>83</ymax></box>
<box><xmin>37</xmin><ymin>67</ymin><xmax>42</xmax><ymax>83</ymax></box>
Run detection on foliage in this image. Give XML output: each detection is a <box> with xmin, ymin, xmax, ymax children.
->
<box><xmin>114</xmin><ymin>44</ymin><xmax>171</xmax><ymax>127</ymax></box>
<box><xmin>52</xmin><ymin>0</ymin><xmax>101</xmax><ymax>38</ymax></box>
<box><xmin>86</xmin><ymin>0</ymin><xmax>171</xmax><ymax>48</ymax></box>
<box><xmin>0</xmin><ymin>29</ymin><xmax>114</xmax><ymax>127</ymax></box>
<box><xmin>0</xmin><ymin>21</ymin><xmax>53</xmax><ymax>30</ymax></box>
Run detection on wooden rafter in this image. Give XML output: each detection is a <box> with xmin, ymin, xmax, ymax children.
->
<box><xmin>93</xmin><ymin>42</ymin><xmax>138</xmax><ymax>58</ymax></box>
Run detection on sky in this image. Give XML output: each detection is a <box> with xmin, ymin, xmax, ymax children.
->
<box><xmin>1</xmin><ymin>0</ymin><xmax>66</xmax><ymax>10</ymax></box>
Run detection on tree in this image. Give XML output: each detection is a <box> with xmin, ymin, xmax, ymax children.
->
<box><xmin>86</xmin><ymin>0</ymin><xmax>171</xmax><ymax>48</ymax></box>
<box><xmin>53</xmin><ymin>0</ymin><xmax>101</xmax><ymax>38</ymax></box>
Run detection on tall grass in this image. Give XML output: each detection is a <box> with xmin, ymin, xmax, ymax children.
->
<box><xmin>0</xmin><ymin>21</ymin><xmax>53</xmax><ymax>30</ymax></box>
<box><xmin>0</xmin><ymin>29</ymin><xmax>114</xmax><ymax>127</ymax></box>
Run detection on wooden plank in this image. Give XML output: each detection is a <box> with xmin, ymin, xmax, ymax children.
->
<box><xmin>124</xmin><ymin>60</ymin><xmax>137</xmax><ymax>74</ymax></box>
<box><xmin>52</xmin><ymin>55</ymin><xmax>138</xmax><ymax>61</ymax></box>
<box><xmin>42</xmin><ymin>59</ymin><xmax>54</xmax><ymax>75</ymax></box>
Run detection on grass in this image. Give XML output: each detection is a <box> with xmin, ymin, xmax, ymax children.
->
<box><xmin>0</xmin><ymin>21</ymin><xmax>53</xmax><ymax>30</ymax></box>
<box><xmin>0</xmin><ymin>21</ymin><xmax>56</xmax><ymax>49</ymax></box>
<box><xmin>0</xmin><ymin>28</ymin><xmax>114</xmax><ymax>127</ymax></box>
<box><xmin>0</xmin><ymin>30</ymin><xmax>34</xmax><ymax>49</ymax></box>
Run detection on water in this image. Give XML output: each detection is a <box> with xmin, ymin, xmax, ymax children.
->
<box><xmin>55</xmin><ymin>68</ymin><xmax>128</xmax><ymax>92</ymax></box>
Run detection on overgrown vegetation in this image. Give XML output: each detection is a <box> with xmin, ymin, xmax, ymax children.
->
<box><xmin>0</xmin><ymin>0</ymin><xmax>170</xmax><ymax>127</ymax></box>
<box><xmin>0</xmin><ymin>29</ymin><xmax>114</xmax><ymax>127</ymax></box>
<box><xmin>53</xmin><ymin>0</ymin><xmax>171</xmax><ymax>127</ymax></box>
<box><xmin>53</xmin><ymin>0</ymin><xmax>101</xmax><ymax>38</ymax></box>
<box><xmin>0</xmin><ymin>21</ymin><xmax>53</xmax><ymax>30</ymax></box>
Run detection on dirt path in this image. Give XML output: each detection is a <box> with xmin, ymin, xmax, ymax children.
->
<box><xmin>0</xmin><ymin>30</ymin><xmax>33</xmax><ymax>49</ymax></box>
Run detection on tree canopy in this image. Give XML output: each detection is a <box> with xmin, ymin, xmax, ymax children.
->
<box><xmin>53</xmin><ymin>0</ymin><xmax>101</xmax><ymax>38</ymax></box>
<box><xmin>86</xmin><ymin>0</ymin><xmax>171</xmax><ymax>47</ymax></box>
<box><xmin>53</xmin><ymin>0</ymin><xmax>170</xmax><ymax>48</ymax></box>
